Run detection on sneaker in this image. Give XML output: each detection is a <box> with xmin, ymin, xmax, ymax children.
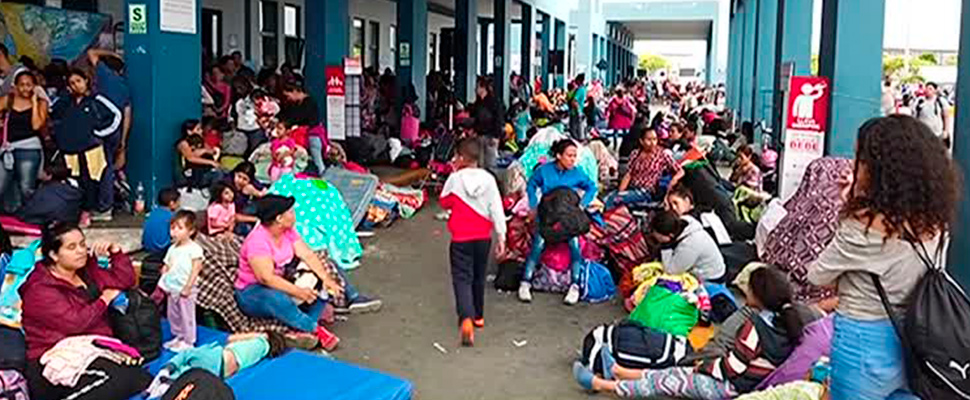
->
<box><xmin>435</xmin><ymin>210</ymin><xmax>451</xmax><ymax>221</ymax></box>
<box><xmin>347</xmin><ymin>296</ymin><xmax>383</xmax><ymax>314</ymax></box>
<box><xmin>315</xmin><ymin>326</ymin><xmax>340</xmax><ymax>351</ymax></box>
<box><xmin>460</xmin><ymin>318</ymin><xmax>474</xmax><ymax>347</ymax></box>
<box><xmin>164</xmin><ymin>339</ymin><xmax>193</xmax><ymax>352</ymax></box>
<box><xmin>564</xmin><ymin>284</ymin><xmax>581</xmax><ymax>305</ymax></box>
<box><xmin>79</xmin><ymin>212</ymin><xmax>91</xmax><ymax>228</ymax></box>
<box><xmin>473</xmin><ymin>318</ymin><xmax>485</xmax><ymax>328</ymax></box>
<box><xmin>91</xmin><ymin>210</ymin><xmax>113</xmax><ymax>222</ymax></box>
<box><xmin>284</xmin><ymin>332</ymin><xmax>319</xmax><ymax>350</ymax></box>
<box><xmin>518</xmin><ymin>282</ymin><xmax>533</xmax><ymax>303</ymax></box>
<box><xmin>162</xmin><ymin>338</ymin><xmax>182</xmax><ymax>349</ymax></box>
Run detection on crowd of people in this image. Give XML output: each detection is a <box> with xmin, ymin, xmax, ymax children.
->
<box><xmin>0</xmin><ymin>39</ymin><xmax>964</xmax><ymax>400</ymax></box>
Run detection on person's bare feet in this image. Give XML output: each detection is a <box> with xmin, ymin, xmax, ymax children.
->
<box><xmin>612</xmin><ymin>364</ymin><xmax>643</xmax><ymax>380</ymax></box>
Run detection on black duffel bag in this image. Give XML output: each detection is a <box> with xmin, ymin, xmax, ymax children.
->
<box><xmin>538</xmin><ymin>188</ymin><xmax>590</xmax><ymax>245</ymax></box>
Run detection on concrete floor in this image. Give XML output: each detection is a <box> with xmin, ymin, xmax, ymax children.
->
<box><xmin>328</xmin><ymin>201</ymin><xmax>628</xmax><ymax>399</ymax></box>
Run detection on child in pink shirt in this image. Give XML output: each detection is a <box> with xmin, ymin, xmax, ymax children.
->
<box><xmin>207</xmin><ymin>182</ymin><xmax>237</xmax><ymax>239</ymax></box>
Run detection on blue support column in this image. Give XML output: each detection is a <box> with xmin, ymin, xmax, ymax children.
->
<box><xmin>455</xmin><ymin>0</ymin><xmax>478</xmax><ymax>103</ymax></box>
<box><xmin>493</xmin><ymin>0</ymin><xmax>512</xmax><ymax>105</ymax></box>
<box><xmin>818</xmin><ymin>0</ymin><xmax>886</xmax><ymax>157</ymax></box>
<box><xmin>592</xmin><ymin>33</ymin><xmax>599</xmax><ymax>81</ymax></box>
<box><xmin>554</xmin><ymin>18</ymin><xmax>566</xmax><ymax>88</ymax></box>
<box><xmin>726</xmin><ymin>8</ymin><xmax>739</xmax><ymax>109</ymax></box>
<box><xmin>520</xmin><ymin>3</ymin><xmax>534</xmax><ymax>83</ymax></box>
<box><xmin>540</xmin><ymin>13</ymin><xmax>551</xmax><ymax>91</ymax></box>
<box><xmin>780</xmin><ymin>0</ymin><xmax>814</xmax><ymax>75</ymax></box>
<box><xmin>606</xmin><ymin>41</ymin><xmax>613</xmax><ymax>87</ymax></box>
<box><xmin>739</xmin><ymin>0</ymin><xmax>756</xmax><ymax>123</ymax></box>
<box><xmin>706</xmin><ymin>31</ymin><xmax>714</xmax><ymax>85</ymax></box>
<box><xmin>949</xmin><ymin>0</ymin><xmax>970</xmax><ymax>287</ymax></box>
<box><xmin>124</xmin><ymin>0</ymin><xmax>200</xmax><ymax>202</ymax></box>
<box><xmin>306</xmin><ymin>0</ymin><xmax>348</xmax><ymax>119</ymax></box>
<box><xmin>397</xmin><ymin>0</ymin><xmax>429</xmax><ymax>117</ymax></box>
<box><xmin>752</xmin><ymin>0</ymin><xmax>778</xmax><ymax>136</ymax></box>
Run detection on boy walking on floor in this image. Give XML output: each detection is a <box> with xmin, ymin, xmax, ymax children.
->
<box><xmin>439</xmin><ymin>139</ymin><xmax>507</xmax><ymax>346</ymax></box>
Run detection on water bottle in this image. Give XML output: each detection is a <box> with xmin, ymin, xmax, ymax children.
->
<box><xmin>134</xmin><ymin>183</ymin><xmax>146</xmax><ymax>215</ymax></box>
<box><xmin>810</xmin><ymin>356</ymin><xmax>831</xmax><ymax>384</ymax></box>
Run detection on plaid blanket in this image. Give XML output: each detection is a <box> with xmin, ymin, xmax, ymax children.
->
<box><xmin>195</xmin><ymin>235</ymin><xmax>347</xmax><ymax>333</ymax></box>
<box><xmin>588</xmin><ymin>206</ymin><xmax>651</xmax><ymax>275</ymax></box>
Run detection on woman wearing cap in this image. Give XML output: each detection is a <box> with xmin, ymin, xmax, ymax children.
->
<box><xmin>234</xmin><ymin>195</ymin><xmax>381</xmax><ymax>351</ymax></box>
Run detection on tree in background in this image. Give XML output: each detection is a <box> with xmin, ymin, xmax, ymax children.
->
<box><xmin>917</xmin><ymin>52</ymin><xmax>939</xmax><ymax>65</ymax></box>
<box><xmin>638</xmin><ymin>54</ymin><xmax>670</xmax><ymax>74</ymax></box>
<box><xmin>883</xmin><ymin>55</ymin><xmax>906</xmax><ymax>79</ymax></box>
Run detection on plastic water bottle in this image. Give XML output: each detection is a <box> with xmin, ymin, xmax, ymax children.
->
<box><xmin>111</xmin><ymin>292</ymin><xmax>129</xmax><ymax>314</ymax></box>
<box><xmin>134</xmin><ymin>183</ymin><xmax>146</xmax><ymax>215</ymax></box>
<box><xmin>810</xmin><ymin>356</ymin><xmax>831</xmax><ymax>384</ymax></box>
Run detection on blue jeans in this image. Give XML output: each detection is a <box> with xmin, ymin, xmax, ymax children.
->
<box><xmin>0</xmin><ymin>148</ymin><xmax>42</xmax><ymax>214</ymax></box>
<box><xmin>604</xmin><ymin>188</ymin><xmax>654</xmax><ymax>209</ymax></box>
<box><xmin>522</xmin><ymin>230</ymin><xmax>583</xmax><ymax>285</ymax></box>
<box><xmin>333</xmin><ymin>264</ymin><xmax>360</xmax><ymax>303</ymax></box>
<box><xmin>308</xmin><ymin>136</ymin><xmax>326</xmax><ymax>175</ymax></box>
<box><xmin>235</xmin><ymin>284</ymin><xmax>327</xmax><ymax>332</ymax></box>
<box><xmin>830</xmin><ymin>314</ymin><xmax>918</xmax><ymax>400</ymax></box>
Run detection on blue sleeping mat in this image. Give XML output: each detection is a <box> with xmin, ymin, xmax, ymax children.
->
<box><xmin>133</xmin><ymin>322</ymin><xmax>412</xmax><ymax>400</ymax></box>
<box><xmin>323</xmin><ymin>168</ymin><xmax>380</xmax><ymax>228</ymax></box>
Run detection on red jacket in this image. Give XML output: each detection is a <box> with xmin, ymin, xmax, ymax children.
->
<box><xmin>19</xmin><ymin>253</ymin><xmax>136</xmax><ymax>360</ymax></box>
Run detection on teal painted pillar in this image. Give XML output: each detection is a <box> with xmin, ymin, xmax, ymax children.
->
<box><xmin>706</xmin><ymin>31</ymin><xmax>714</xmax><ymax>85</ymax></box>
<box><xmin>540</xmin><ymin>13</ymin><xmax>551</xmax><ymax>91</ymax></box>
<box><xmin>780</xmin><ymin>0</ymin><xmax>814</xmax><ymax>75</ymax></box>
<box><xmin>306</xmin><ymin>0</ymin><xmax>348</xmax><ymax>119</ymax></box>
<box><xmin>818</xmin><ymin>0</ymin><xmax>886</xmax><ymax>157</ymax></box>
<box><xmin>494</xmin><ymin>0</ymin><xmax>511</xmax><ymax>105</ymax></box>
<box><xmin>739</xmin><ymin>0</ymin><xmax>756</xmax><ymax>123</ymax></box>
<box><xmin>124</xmin><ymin>0</ymin><xmax>201</xmax><ymax>202</ymax></box>
<box><xmin>592</xmin><ymin>33</ymin><xmax>599</xmax><ymax>81</ymax></box>
<box><xmin>554</xmin><ymin>18</ymin><xmax>566</xmax><ymax>88</ymax></box>
<box><xmin>520</xmin><ymin>3</ymin><xmax>534</xmax><ymax>83</ymax></box>
<box><xmin>949</xmin><ymin>0</ymin><xmax>970</xmax><ymax>287</ymax></box>
<box><xmin>455</xmin><ymin>0</ymin><xmax>478</xmax><ymax>103</ymax></box>
<box><xmin>606</xmin><ymin>41</ymin><xmax>614</xmax><ymax>87</ymax></box>
<box><xmin>752</xmin><ymin>0</ymin><xmax>778</xmax><ymax>135</ymax></box>
<box><xmin>397</xmin><ymin>0</ymin><xmax>429</xmax><ymax>117</ymax></box>
<box><xmin>726</xmin><ymin>8</ymin><xmax>739</xmax><ymax>109</ymax></box>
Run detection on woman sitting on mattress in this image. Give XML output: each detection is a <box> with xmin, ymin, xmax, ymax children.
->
<box><xmin>20</xmin><ymin>221</ymin><xmax>150</xmax><ymax>400</ymax></box>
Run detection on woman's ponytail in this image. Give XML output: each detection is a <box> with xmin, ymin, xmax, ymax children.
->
<box><xmin>749</xmin><ymin>266</ymin><xmax>805</xmax><ymax>344</ymax></box>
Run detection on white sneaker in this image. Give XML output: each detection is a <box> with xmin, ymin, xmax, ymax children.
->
<box><xmin>164</xmin><ymin>339</ymin><xmax>193</xmax><ymax>352</ymax></box>
<box><xmin>162</xmin><ymin>338</ymin><xmax>182</xmax><ymax>349</ymax></box>
<box><xmin>518</xmin><ymin>282</ymin><xmax>533</xmax><ymax>303</ymax></box>
<box><xmin>564</xmin><ymin>284</ymin><xmax>581</xmax><ymax>305</ymax></box>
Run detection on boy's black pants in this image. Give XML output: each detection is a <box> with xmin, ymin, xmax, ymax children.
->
<box><xmin>450</xmin><ymin>240</ymin><xmax>491</xmax><ymax>321</ymax></box>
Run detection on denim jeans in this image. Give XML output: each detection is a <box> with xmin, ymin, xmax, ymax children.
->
<box><xmin>604</xmin><ymin>188</ymin><xmax>655</xmax><ymax>209</ymax></box>
<box><xmin>522</xmin><ymin>229</ymin><xmax>583</xmax><ymax>285</ymax></box>
<box><xmin>0</xmin><ymin>148</ymin><xmax>42</xmax><ymax>214</ymax></box>
<box><xmin>308</xmin><ymin>136</ymin><xmax>326</xmax><ymax>175</ymax></box>
<box><xmin>830</xmin><ymin>314</ymin><xmax>918</xmax><ymax>400</ymax></box>
<box><xmin>332</xmin><ymin>264</ymin><xmax>360</xmax><ymax>303</ymax></box>
<box><xmin>235</xmin><ymin>284</ymin><xmax>327</xmax><ymax>332</ymax></box>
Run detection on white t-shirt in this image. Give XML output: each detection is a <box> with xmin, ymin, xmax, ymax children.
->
<box><xmin>160</xmin><ymin>241</ymin><xmax>204</xmax><ymax>293</ymax></box>
<box><xmin>916</xmin><ymin>96</ymin><xmax>949</xmax><ymax>137</ymax></box>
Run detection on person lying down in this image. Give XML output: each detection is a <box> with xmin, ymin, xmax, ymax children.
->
<box><xmin>145</xmin><ymin>332</ymin><xmax>286</xmax><ymax>399</ymax></box>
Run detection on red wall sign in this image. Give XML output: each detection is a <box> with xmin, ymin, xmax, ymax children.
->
<box><xmin>326</xmin><ymin>66</ymin><xmax>345</xmax><ymax>96</ymax></box>
<box><xmin>785</xmin><ymin>76</ymin><xmax>830</xmax><ymax>132</ymax></box>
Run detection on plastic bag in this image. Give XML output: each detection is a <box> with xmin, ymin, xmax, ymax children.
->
<box><xmin>628</xmin><ymin>285</ymin><xmax>699</xmax><ymax>337</ymax></box>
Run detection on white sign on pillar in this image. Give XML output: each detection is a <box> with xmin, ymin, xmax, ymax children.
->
<box><xmin>160</xmin><ymin>0</ymin><xmax>197</xmax><ymax>34</ymax></box>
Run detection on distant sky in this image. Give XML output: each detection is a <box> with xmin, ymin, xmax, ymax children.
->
<box><xmin>634</xmin><ymin>0</ymin><xmax>962</xmax><ymax>69</ymax></box>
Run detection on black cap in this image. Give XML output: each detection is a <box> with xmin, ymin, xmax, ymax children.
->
<box><xmin>254</xmin><ymin>194</ymin><xmax>296</xmax><ymax>224</ymax></box>
<box><xmin>161</xmin><ymin>368</ymin><xmax>235</xmax><ymax>400</ymax></box>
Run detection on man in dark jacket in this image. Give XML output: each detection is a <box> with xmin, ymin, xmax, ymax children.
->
<box><xmin>467</xmin><ymin>77</ymin><xmax>505</xmax><ymax>171</ymax></box>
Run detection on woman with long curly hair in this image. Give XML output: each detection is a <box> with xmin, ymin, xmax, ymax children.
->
<box><xmin>807</xmin><ymin>115</ymin><xmax>960</xmax><ymax>400</ymax></box>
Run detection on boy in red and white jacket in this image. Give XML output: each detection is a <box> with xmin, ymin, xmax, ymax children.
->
<box><xmin>439</xmin><ymin>138</ymin><xmax>506</xmax><ymax>347</ymax></box>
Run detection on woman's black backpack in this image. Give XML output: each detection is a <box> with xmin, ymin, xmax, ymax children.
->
<box><xmin>872</xmin><ymin>238</ymin><xmax>970</xmax><ymax>399</ymax></box>
<box><xmin>537</xmin><ymin>188</ymin><xmax>591</xmax><ymax>245</ymax></box>
<box><xmin>109</xmin><ymin>289</ymin><xmax>163</xmax><ymax>361</ymax></box>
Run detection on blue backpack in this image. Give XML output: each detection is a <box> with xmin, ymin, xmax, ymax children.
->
<box><xmin>581</xmin><ymin>261</ymin><xmax>616</xmax><ymax>303</ymax></box>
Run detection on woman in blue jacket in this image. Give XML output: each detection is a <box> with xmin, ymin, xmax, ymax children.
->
<box><xmin>50</xmin><ymin>68</ymin><xmax>122</xmax><ymax>224</ymax></box>
<box><xmin>519</xmin><ymin>139</ymin><xmax>597</xmax><ymax>305</ymax></box>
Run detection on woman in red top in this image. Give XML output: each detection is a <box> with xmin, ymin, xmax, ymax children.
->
<box><xmin>606</xmin><ymin>129</ymin><xmax>684</xmax><ymax>209</ymax></box>
<box><xmin>20</xmin><ymin>221</ymin><xmax>150</xmax><ymax>400</ymax></box>
<box><xmin>605</xmin><ymin>88</ymin><xmax>636</xmax><ymax>131</ymax></box>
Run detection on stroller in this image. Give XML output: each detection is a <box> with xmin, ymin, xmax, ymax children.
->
<box><xmin>417</xmin><ymin>122</ymin><xmax>461</xmax><ymax>195</ymax></box>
